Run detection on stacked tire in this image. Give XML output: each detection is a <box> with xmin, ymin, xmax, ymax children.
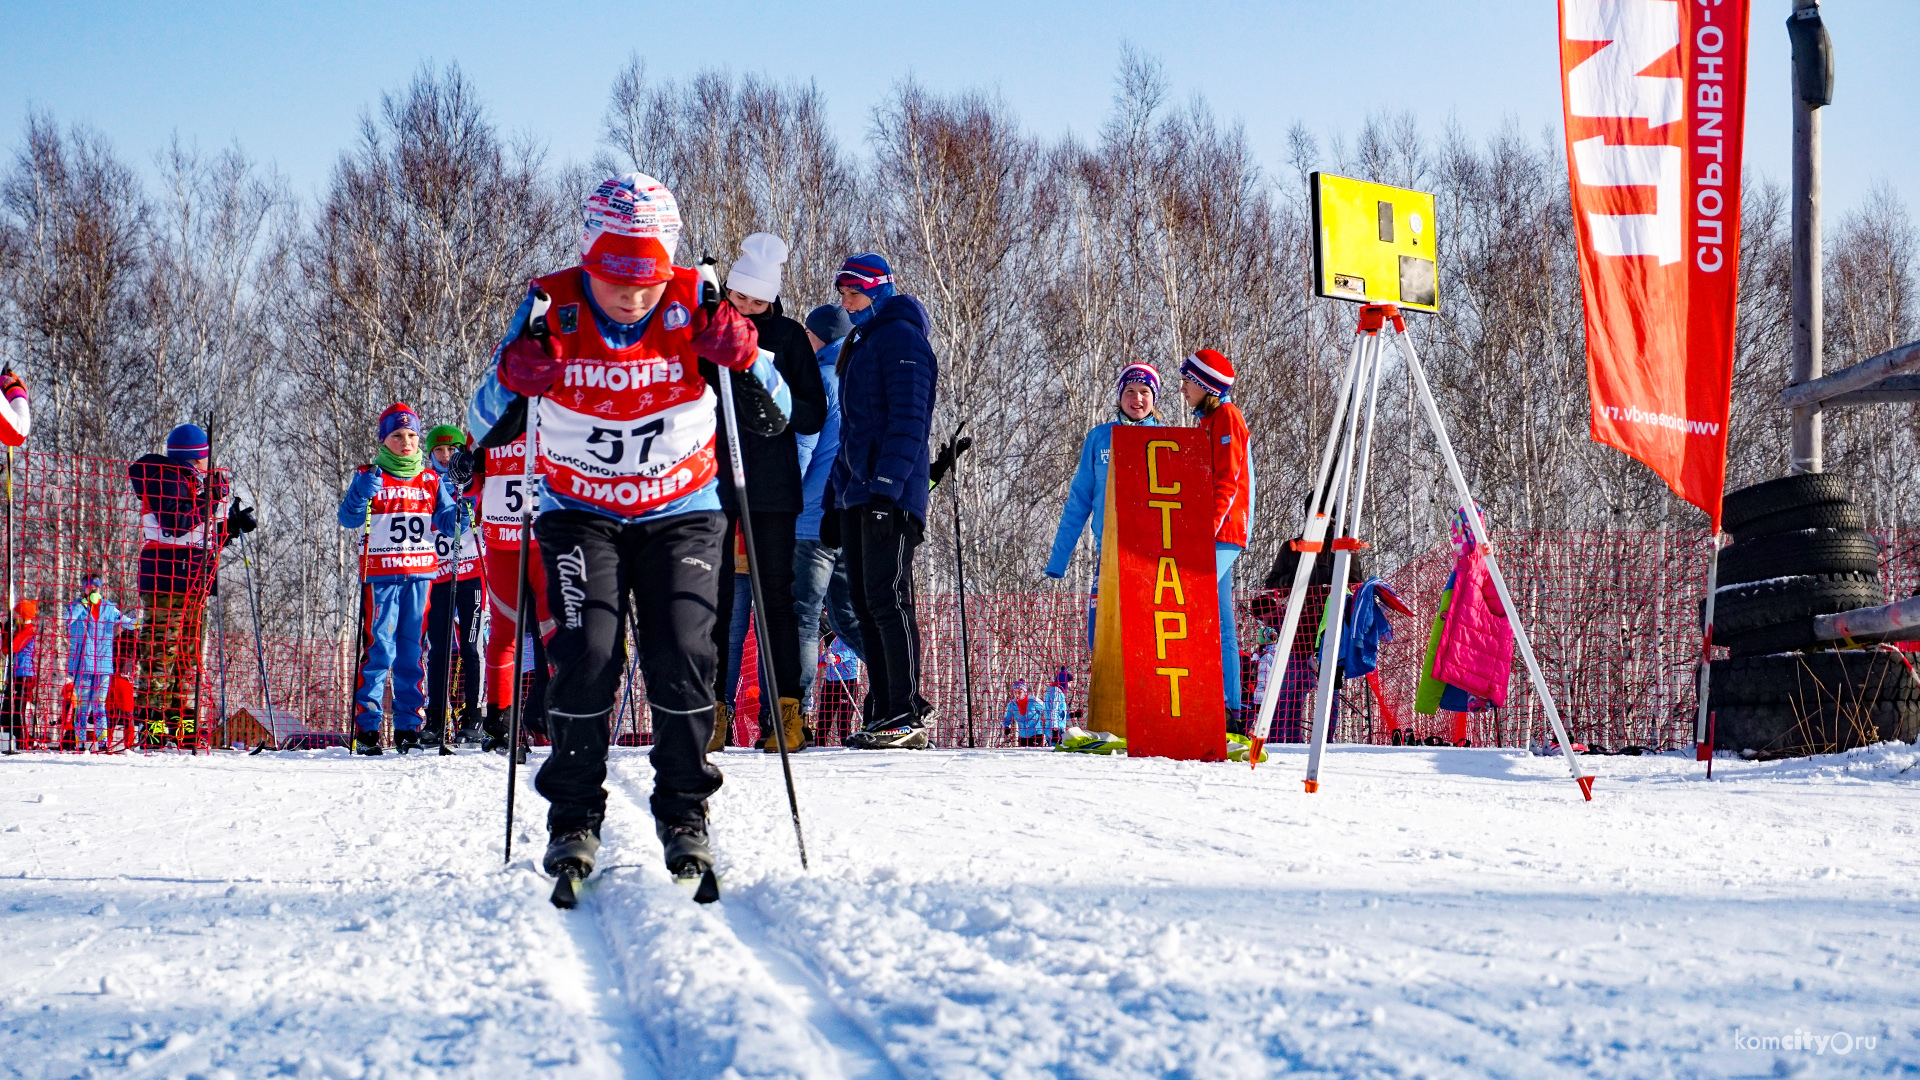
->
<box><xmin>1707</xmin><ymin>474</ymin><xmax>1918</xmax><ymax>755</ymax></box>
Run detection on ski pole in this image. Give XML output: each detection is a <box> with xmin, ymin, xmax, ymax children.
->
<box><xmin>699</xmin><ymin>257</ymin><xmax>809</xmax><ymax>871</ymax></box>
<box><xmin>942</xmin><ymin>424</ymin><xmax>977</xmax><ymax>748</ymax></box>
<box><xmin>351</xmin><ymin>514</ymin><xmax>371</xmax><ymax>738</ymax></box>
<box><xmin>189</xmin><ymin>415</ymin><xmax>219</xmax><ymax>754</ymax></box>
<box><xmin>505</xmin><ymin>287</ymin><xmax>552</xmax><ymax>866</ymax></box>
<box><xmin>4</xmin><ymin>442</ymin><xmax>13</xmax><ymax>734</ymax></box>
<box><xmin>438</xmin><ymin>499</ymin><xmax>469</xmax><ymax>757</ymax></box>
<box><xmin>236</xmin><ymin>533</ymin><xmax>276</xmax><ymax>746</ymax></box>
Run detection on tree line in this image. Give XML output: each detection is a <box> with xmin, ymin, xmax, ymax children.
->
<box><xmin>1</xmin><ymin>50</ymin><xmax>1914</xmax><ymax>649</ymax></box>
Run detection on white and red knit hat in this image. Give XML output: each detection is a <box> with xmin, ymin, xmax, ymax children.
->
<box><xmin>1116</xmin><ymin>363</ymin><xmax>1160</xmax><ymax>397</ymax></box>
<box><xmin>1180</xmin><ymin>349</ymin><xmax>1235</xmax><ymax>397</ymax></box>
<box><xmin>581</xmin><ymin>173</ymin><xmax>681</xmax><ymax>286</ymax></box>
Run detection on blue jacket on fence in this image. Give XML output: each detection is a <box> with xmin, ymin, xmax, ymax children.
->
<box><xmin>827</xmin><ymin>295</ymin><xmax>938</xmax><ymax>525</ymax></box>
<box><xmin>1339</xmin><ymin>577</ymin><xmax>1402</xmax><ymax>680</ymax></box>
<box><xmin>1045</xmin><ymin>415</ymin><xmax>1162</xmax><ymax>578</ymax></box>
<box><xmin>66</xmin><ymin>598</ymin><xmax>137</xmax><ymax>676</ymax></box>
<box><xmin>796</xmin><ymin>339</ymin><xmax>843</xmax><ymax>542</ymax></box>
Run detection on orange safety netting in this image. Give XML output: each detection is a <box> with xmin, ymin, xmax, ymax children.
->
<box><xmin>6</xmin><ymin>449</ymin><xmax>1912</xmax><ymax>757</ymax></box>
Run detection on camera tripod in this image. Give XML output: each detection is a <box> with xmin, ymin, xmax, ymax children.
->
<box><xmin>1248</xmin><ymin>304</ymin><xmax>1591</xmax><ymax>800</ymax></box>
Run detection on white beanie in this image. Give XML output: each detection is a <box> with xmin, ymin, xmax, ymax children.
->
<box><xmin>726</xmin><ymin>232</ymin><xmax>789</xmax><ymax>303</ymax></box>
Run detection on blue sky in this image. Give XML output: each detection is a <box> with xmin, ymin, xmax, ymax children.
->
<box><xmin>2</xmin><ymin>0</ymin><xmax>1913</xmax><ymax>223</ymax></box>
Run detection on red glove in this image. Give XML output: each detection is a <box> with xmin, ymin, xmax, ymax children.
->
<box><xmin>0</xmin><ymin>370</ymin><xmax>26</xmax><ymax>404</ymax></box>
<box><xmin>692</xmin><ymin>301</ymin><xmax>759</xmax><ymax>371</ymax></box>
<box><xmin>497</xmin><ymin>335</ymin><xmax>564</xmax><ymax>397</ymax></box>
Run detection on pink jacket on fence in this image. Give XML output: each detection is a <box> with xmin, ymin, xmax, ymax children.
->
<box><xmin>1431</xmin><ymin>545</ymin><xmax>1515</xmax><ymax>706</ymax></box>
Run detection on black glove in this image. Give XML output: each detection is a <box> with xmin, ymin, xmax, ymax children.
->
<box><xmin>227</xmin><ymin>504</ymin><xmax>258</xmax><ymax>537</ymax></box>
<box><xmin>818</xmin><ymin>507</ymin><xmax>842</xmax><ymax>550</ymax></box>
<box><xmin>929</xmin><ymin>434</ymin><xmax>973</xmax><ymax>487</ymax></box>
<box><xmin>447</xmin><ymin>447</ymin><xmax>475</xmax><ymax>492</ymax></box>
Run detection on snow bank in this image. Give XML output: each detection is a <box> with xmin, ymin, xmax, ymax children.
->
<box><xmin>3</xmin><ymin>742</ymin><xmax>1917</xmax><ymax>1078</ymax></box>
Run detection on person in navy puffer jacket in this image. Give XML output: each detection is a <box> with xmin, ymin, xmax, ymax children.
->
<box><xmin>821</xmin><ymin>253</ymin><xmax>938</xmax><ymax>750</ymax></box>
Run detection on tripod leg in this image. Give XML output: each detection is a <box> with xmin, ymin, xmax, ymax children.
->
<box><xmin>1250</xmin><ymin>331</ymin><xmax>1370</xmax><ymax>755</ymax></box>
<box><xmin>1304</xmin><ymin>327</ymin><xmax>1389</xmax><ymax>790</ymax></box>
<box><xmin>1392</xmin><ymin>319</ymin><xmax>1590</xmax><ymax>796</ymax></box>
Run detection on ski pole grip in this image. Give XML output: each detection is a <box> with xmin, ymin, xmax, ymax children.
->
<box><xmin>527</xmin><ymin>287</ymin><xmax>553</xmax><ymax>346</ymax></box>
<box><xmin>695</xmin><ymin>257</ymin><xmax>721</xmax><ymax>315</ymax></box>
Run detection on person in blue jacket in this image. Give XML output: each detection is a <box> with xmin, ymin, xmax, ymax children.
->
<box><xmin>337</xmin><ymin>404</ymin><xmax>458</xmax><ymax>755</ymax></box>
<box><xmin>792</xmin><ymin>304</ymin><xmax>866</xmax><ymax>725</ymax></box>
<box><xmin>1041</xmin><ymin>667</ymin><xmax>1073</xmax><ymax>744</ymax></box>
<box><xmin>1044</xmin><ymin>363</ymin><xmax>1162</xmax><ymax>647</ymax></box>
<box><xmin>819</xmin><ymin>252</ymin><xmax>939</xmax><ymax>750</ymax></box>
<box><xmin>1002</xmin><ymin>679</ymin><xmax>1047</xmax><ymax>746</ymax></box>
<box><xmin>66</xmin><ymin>574</ymin><xmax>137</xmax><ymax>752</ymax></box>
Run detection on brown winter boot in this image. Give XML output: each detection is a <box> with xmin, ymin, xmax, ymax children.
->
<box><xmin>707</xmin><ymin>701</ymin><xmax>729</xmax><ymax>753</ymax></box>
<box><xmin>761</xmin><ymin>697</ymin><xmax>808</xmax><ymax>753</ymax></box>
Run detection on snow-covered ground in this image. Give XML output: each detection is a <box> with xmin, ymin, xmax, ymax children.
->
<box><xmin>4</xmin><ymin>741</ymin><xmax>1918</xmax><ymax>1079</ymax></box>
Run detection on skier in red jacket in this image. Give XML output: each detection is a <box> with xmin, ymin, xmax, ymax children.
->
<box><xmin>467</xmin><ymin>172</ymin><xmax>783</xmax><ymax>888</ymax></box>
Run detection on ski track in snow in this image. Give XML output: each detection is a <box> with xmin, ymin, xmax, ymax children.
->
<box><xmin>4</xmin><ymin>743</ymin><xmax>1920</xmax><ymax>1077</ymax></box>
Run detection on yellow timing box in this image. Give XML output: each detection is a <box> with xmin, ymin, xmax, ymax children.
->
<box><xmin>1310</xmin><ymin>172</ymin><xmax>1439</xmax><ymax>313</ymax></box>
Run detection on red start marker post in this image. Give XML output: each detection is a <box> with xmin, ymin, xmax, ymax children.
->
<box><xmin>1088</xmin><ymin>426</ymin><xmax>1225</xmax><ymax>761</ymax></box>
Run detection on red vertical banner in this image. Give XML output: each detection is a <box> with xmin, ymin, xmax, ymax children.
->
<box><xmin>1560</xmin><ymin>0</ymin><xmax>1749</xmax><ymax>529</ymax></box>
<box><xmin>1088</xmin><ymin>427</ymin><xmax>1225</xmax><ymax>761</ymax></box>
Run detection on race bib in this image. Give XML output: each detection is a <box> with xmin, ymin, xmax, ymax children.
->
<box><xmin>482</xmin><ymin>471</ymin><xmax>540</xmax><ymax>529</ymax></box>
<box><xmin>369</xmin><ymin>511</ymin><xmax>435</xmax><ymax>560</ymax></box>
<box><xmin>537</xmin><ymin>389</ymin><xmax>718</xmax><ymax>515</ymax></box>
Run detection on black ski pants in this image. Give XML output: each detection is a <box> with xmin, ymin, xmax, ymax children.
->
<box><xmin>533</xmin><ymin>509</ymin><xmax>724</xmax><ymax>834</ymax></box>
<box><xmin>426</xmin><ymin>577</ymin><xmax>482</xmax><ymax>729</ymax></box>
<box><xmin>839</xmin><ymin>503</ymin><xmax>926</xmax><ymax>728</ymax></box>
<box><xmin>712</xmin><ymin>509</ymin><xmax>800</xmax><ymax>730</ymax></box>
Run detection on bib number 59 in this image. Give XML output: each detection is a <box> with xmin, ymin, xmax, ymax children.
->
<box><xmin>387</xmin><ymin>515</ymin><xmax>427</xmax><ymax>546</ymax></box>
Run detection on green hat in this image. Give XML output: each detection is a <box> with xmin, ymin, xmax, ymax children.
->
<box><xmin>426</xmin><ymin>424</ymin><xmax>465</xmax><ymax>451</ymax></box>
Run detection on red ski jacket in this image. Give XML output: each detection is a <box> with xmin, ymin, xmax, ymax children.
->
<box><xmin>1198</xmin><ymin>401</ymin><xmax>1254</xmax><ymax>547</ymax></box>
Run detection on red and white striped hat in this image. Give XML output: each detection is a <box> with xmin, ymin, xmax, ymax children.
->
<box><xmin>1180</xmin><ymin>349</ymin><xmax>1235</xmax><ymax>397</ymax></box>
<box><xmin>581</xmin><ymin>173</ymin><xmax>681</xmax><ymax>286</ymax></box>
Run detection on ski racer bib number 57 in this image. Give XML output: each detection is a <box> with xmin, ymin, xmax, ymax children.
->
<box><xmin>537</xmin><ymin>388</ymin><xmax>718</xmax><ymax>516</ymax></box>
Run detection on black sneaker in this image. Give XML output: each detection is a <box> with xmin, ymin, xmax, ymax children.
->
<box><xmin>393</xmin><ymin>728</ymin><xmax>422</xmax><ymax>754</ymax></box>
<box><xmin>654</xmin><ymin>819</ymin><xmax>713</xmax><ymax>878</ymax></box>
<box><xmin>352</xmin><ymin>728</ymin><xmax>384</xmax><ymax>756</ymax></box>
<box><xmin>850</xmin><ymin>717</ymin><xmax>929</xmax><ymax>750</ymax></box>
<box><xmin>543</xmin><ymin>826</ymin><xmax>601</xmax><ymax>878</ymax></box>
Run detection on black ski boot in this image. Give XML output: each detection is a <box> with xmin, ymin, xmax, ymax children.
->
<box><xmin>545</xmin><ymin>826</ymin><xmax>600</xmax><ymax>909</ymax></box>
<box><xmin>455</xmin><ymin>708</ymin><xmax>484</xmax><ymax>746</ymax></box>
<box><xmin>849</xmin><ymin>715</ymin><xmax>929</xmax><ymax>750</ymax></box>
<box><xmin>655</xmin><ymin>819</ymin><xmax>713</xmax><ymax>876</ymax></box>
<box><xmin>655</xmin><ymin>819</ymin><xmax>720</xmax><ymax>903</ymax></box>
<box><xmin>393</xmin><ymin>728</ymin><xmax>422</xmax><ymax>754</ymax></box>
<box><xmin>480</xmin><ymin>704</ymin><xmax>509</xmax><ymax>752</ymax></box>
<box><xmin>352</xmin><ymin>728</ymin><xmax>384</xmax><ymax>756</ymax></box>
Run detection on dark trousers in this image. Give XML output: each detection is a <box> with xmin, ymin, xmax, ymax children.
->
<box><xmin>840</xmin><ymin>504</ymin><xmax>926</xmax><ymax>728</ymax></box>
<box><xmin>426</xmin><ymin>577</ymin><xmax>483</xmax><ymax>729</ymax></box>
<box><xmin>712</xmin><ymin>510</ymin><xmax>800</xmax><ymax>732</ymax></box>
<box><xmin>3</xmin><ymin>675</ymin><xmax>34</xmax><ymax>749</ymax></box>
<box><xmin>533</xmin><ymin>509</ymin><xmax>724</xmax><ymax>834</ymax></box>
